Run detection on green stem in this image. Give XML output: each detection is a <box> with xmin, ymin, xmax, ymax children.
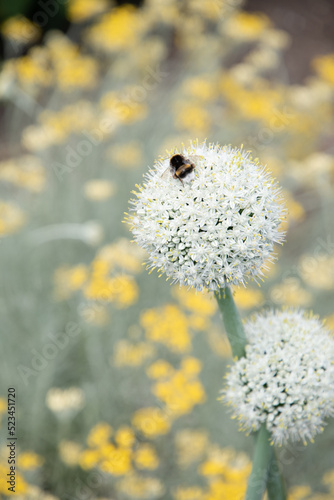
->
<box><xmin>246</xmin><ymin>425</ymin><xmax>274</xmax><ymax>500</ymax></box>
<box><xmin>267</xmin><ymin>450</ymin><xmax>287</xmax><ymax>500</ymax></box>
<box><xmin>215</xmin><ymin>286</ymin><xmax>286</xmax><ymax>500</ymax></box>
<box><xmin>214</xmin><ymin>286</ymin><xmax>247</xmax><ymax>359</ymax></box>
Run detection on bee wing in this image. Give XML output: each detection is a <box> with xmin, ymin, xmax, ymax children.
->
<box><xmin>160</xmin><ymin>166</ymin><xmax>171</xmax><ymax>179</ymax></box>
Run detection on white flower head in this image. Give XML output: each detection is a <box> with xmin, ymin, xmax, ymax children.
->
<box><xmin>223</xmin><ymin>309</ymin><xmax>334</xmax><ymax>445</ymax></box>
<box><xmin>128</xmin><ymin>141</ymin><xmax>285</xmax><ymax>292</ymax></box>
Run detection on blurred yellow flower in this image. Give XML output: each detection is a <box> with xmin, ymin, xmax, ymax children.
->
<box><xmin>324</xmin><ymin>314</ymin><xmax>334</xmax><ymax>331</ymax></box>
<box><xmin>132</xmin><ymin>407</ymin><xmax>171</xmax><ymax>438</ymax></box>
<box><xmin>270</xmin><ymin>278</ymin><xmax>312</xmax><ymax>306</ymax></box>
<box><xmin>220</xmin><ymin>74</ymin><xmax>284</xmax><ymax>127</ymax></box>
<box><xmin>17</xmin><ymin>452</ymin><xmax>44</xmax><ymax>470</ymax></box>
<box><xmin>87</xmin><ymin>5</ymin><xmax>147</xmax><ymax>52</ymax></box>
<box><xmin>100</xmin><ymin>446</ymin><xmax>132</xmax><ymax>475</ymax></box>
<box><xmin>54</xmin><ymin>264</ymin><xmax>88</xmax><ymax>300</ymax></box>
<box><xmin>80</xmin><ymin>304</ymin><xmax>109</xmax><ymax>326</ymax></box>
<box><xmin>116</xmin><ymin>473</ymin><xmax>164</xmax><ymax>499</ymax></box>
<box><xmin>59</xmin><ymin>440</ymin><xmax>82</xmax><ymax>466</ymax></box>
<box><xmin>87</xmin><ymin>422</ymin><xmax>113</xmax><ymax>448</ymax></box>
<box><xmin>100</xmin><ymin>91</ymin><xmax>147</xmax><ymax>125</ymax></box>
<box><xmin>281</xmin><ymin>189</ymin><xmax>305</xmax><ymax>227</ymax></box>
<box><xmin>147</xmin><ymin>360</ymin><xmax>174</xmax><ymax>379</ymax></box>
<box><xmin>113</xmin><ymin>340</ymin><xmax>155</xmax><ymax>367</ymax></box>
<box><xmin>84</xmin><ymin>274</ymin><xmax>139</xmax><ymax>308</ymax></box>
<box><xmin>207</xmin><ymin>329</ymin><xmax>232</xmax><ymax>358</ymax></box>
<box><xmin>134</xmin><ymin>444</ymin><xmax>159</xmax><ymax>470</ymax></box>
<box><xmin>204</xmin><ymin>478</ymin><xmax>247</xmax><ymax>500</ymax></box>
<box><xmin>68</xmin><ymin>0</ymin><xmax>109</xmax><ymax>22</ymax></box>
<box><xmin>225</xmin><ymin>12</ymin><xmax>271</xmax><ymax>40</ymax></box>
<box><xmin>288</xmin><ymin>153</ymin><xmax>334</xmax><ymax>188</ymax></box>
<box><xmin>141</xmin><ymin>305</ymin><xmax>191</xmax><ymax>352</ymax></box>
<box><xmin>22</xmin><ymin>101</ymin><xmax>96</xmax><ymax>151</ymax></box>
<box><xmin>0</xmin><ymin>202</ymin><xmax>26</xmax><ymax>236</ymax></box>
<box><xmin>174</xmin><ymin>102</ymin><xmax>211</xmax><ymax>135</ymax></box>
<box><xmin>56</xmin><ymin>54</ymin><xmax>98</xmax><ymax>91</ymax></box>
<box><xmin>1</xmin><ymin>15</ymin><xmax>40</xmax><ymax>44</ymax></box>
<box><xmin>79</xmin><ymin>448</ymin><xmax>100</xmax><ymax>469</ymax></box>
<box><xmin>97</xmin><ymin>238</ymin><xmax>146</xmax><ymax>274</ymax></box>
<box><xmin>188</xmin><ymin>314</ymin><xmax>211</xmax><ymax>331</ymax></box>
<box><xmin>287</xmin><ymin>485</ymin><xmax>312</xmax><ymax>500</ymax></box>
<box><xmin>15</xmin><ymin>54</ymin><xmax>51</xmax><ymax>86</ymax></box>
<box><xmin>152</xmin><ymin>359</ymin><xmax>205</xmax><ymax>416</ymax></box>
<box><xmin>233</xmin><ymin>286</ymin><xmax>265</xmax><ymax>309</ymax></box>
<box><xmin>0</xmin><ymin>464</ymin><xmax>27</xmax><ymax>494</ymax></box>
<box><xmin>0</xmin><ymin>156</ymin><xmax>45</xmax><ymax>192</ymax></box>
<box><xmin>174</xmin><ymin>486</ymin><xmax>204</xmax><ymax>500</ymax></box>
<box><xmin>84</xmin><ymin>179</ymin><xmax>116</xmax><ymax>200</ymax></box>
<box><xmin>313</xmin><ymin>54</ymin><xmax>334</xmax><ymax>86</ymax></box>
<box><xmin>43</xmin><ymin>33</ymin><xmax>98</xmax><ymax>91</ymax></box>
<box><xmin>181</xmin><ymin>357</ymin><xmax>202</xmax><ymax>376</ymax></box>
<box><xmin>115</xmin><ymin>426</ymin><xmax>136</xmax><ymax>448</ymax></box>
<box><xmin>173</xmin><ymin>286</ymin><xmax>216</xmax><ymax>316</ymax></box>
<box><xmin>323</xmin><ymin>468</ymin><xmax>334</xmax><ymax>490</ymax></box>
<box><xmin>299</xmin><ymin>253</ymin><xmax>334</xmax><ymax>290</ymax></box>
<box><xmin>200</xmin><ymin>446</ymin><xmax>251</xmax><ymax>479</ymax></box>
<box><xmin>0</xmin><ymin>398</ymin><xmax>6</xmax><ymax>414</ymax></box>
<box><xmin>107</xmin><ymin>141</ymin><xmax>143</xmax><ymax>169</ymax></box>
<box><xmin>183</xmin><ymin>77</ymin><xmax>218</xmax><ymax>102</ymax></box>
<box><xmin>189</xmin><ymin>0</ymin><xmax>233</xmax><ymax>20</ymax></box>
<box><xmin>175</xmin><ymin>429</ymin><xmax>208</xmax><ymax>467</ymax></box>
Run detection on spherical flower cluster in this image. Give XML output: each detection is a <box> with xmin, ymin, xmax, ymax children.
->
<box><xmin>128</xmin><ymin>141</ymin><xmax>284</xmax><ymax>291</ymax></box>
<box><xmin>223</xmin><ymin>309</ymin><xmax>334</xmax><ymax>445</ymax></box>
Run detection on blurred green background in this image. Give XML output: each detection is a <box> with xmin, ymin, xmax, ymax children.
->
<box><xmin>0</xmin><ymin>1</ymin><xmax>334</xmax><ymax>499</ymax></box>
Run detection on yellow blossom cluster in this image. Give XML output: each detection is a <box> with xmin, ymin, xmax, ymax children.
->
<box><xmin>22</xmin><ymin>101</ymin><xmax>96</xmax><ymax>151</ymax></box>
<box><xmin>54</xmin><ymin>238</ymin><xmax>143</xmax><ymax>308</ymax></box>
<box><xmin>0</xmin><ymin>155</ymin><xmax>45</xmax><ymax>192</ymax></box>
<box><xmin>131</xmin><ymin>407</ymin><xmax>171</xmax><ymax>438</ymax></box>
<box><xmin>148</xmin><ymin>357</ymin><xmax>206</xmax><ymax>417</ymax></box>
<box><xmin>1</xmin><ymin>15</ymin><xmax>40</xmax><ymax>44</ymax></box>
<box><xmin>113</xmin><ymin>339</ymin><xmax>156</xmax><ymax>367</ymax></box>
<box><xmin>107</xmin><ymin>141</ymin><xmax>144</xmax><ymax>169</ymax></box>
<box><xmin>67</xmin><ymin>0</ymin><xmax>109</xmax><ymax>22</ymax></box>
<box><xmin>79</xmin><ymin>421</ymin><xmax>159</xmax><ymax>476</ymax></box>
<box><xmin>116</xmin><ymin>472</ymin><xmax>164</xmax><ymax>499</ymax></box>
<box><xmin>0</xmin><ymin>202</ymin><xmax>26</xmax><ymax>236</ymax></box>
<box><xmin>140</xmin><ymin>305</ymin><xmax>191</xmax><ymax>352</ymax></box>
<box><xmin>84</xmin><ymin>179</ymin><xmax>116</xmax><ymax>201</ymax></box>
<box><xmin>313</xmin><ymin>54</ymin><xmax>334</xmax><ymax>86</ymax></box>
<box><xmin>299</xmin><ymin>253</ymin><xmax>334</xmax><ymax>290</ymax></box>
<box><xmin>0</xmin><ymin>448</ymin><xmax>44</xmax><ymax>496</ymax></box>
<box><xmin>270</xmin><ymin>277</ymin><xmax>312</xmax><ymax>307</ymax></box>
<box><xmin>174</xmin><ymin>429</ymin><xmax>209</xmax><ymax>467</ymax></box>
<box><xmin>86</xmin><ymin>5</ymin><xmax>150</xmax><ymax>52</ymax></box>
<box><xmin>7</xmin><ymin>32</ymin><xmax>98</xmax><ymax>91</ymax></box>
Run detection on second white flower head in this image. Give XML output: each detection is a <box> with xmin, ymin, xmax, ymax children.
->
<box><xmin>129</xmin><ymin>141</ymin><xmax>285</xmax><ymax>291</ymax></box>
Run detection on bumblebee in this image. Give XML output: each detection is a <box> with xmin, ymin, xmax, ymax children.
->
<box><xmin>162</xmin><ymin>153</ymin><xmax>197</xmax><ymax>185</ymax></box>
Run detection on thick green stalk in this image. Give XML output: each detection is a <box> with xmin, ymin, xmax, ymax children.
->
<box><xmin>246</xmin><ymin>425</ymin><xmax>274</xmax><ymax>500</ymax></box>
<box><xmin>267</xmin><ymin>450</ymin><xmax>287</xmax><ymax>500</ymax></box>
<box><xmin>215</xmin><ymin>285</ymin><xmax>286</xmax><ymax>500</ymax></box>
<box><xmin>214</xmin><ymin>286</ymin><xmax>247</xmax><ymax>359</ymax></box>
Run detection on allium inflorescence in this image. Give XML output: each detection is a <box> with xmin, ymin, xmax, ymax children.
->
<box><xmin>223</xmin><ymin>309</ymin><xmax>334</xmax><ymax>445</ymax></box>
<box><xmin>128</xmin><ymin>141</ymin><xmax>285</xmax><ymax>291</ymax></box>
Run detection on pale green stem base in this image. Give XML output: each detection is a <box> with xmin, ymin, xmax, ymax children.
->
<box><xmin>246</xmin><ymin>425</ymin><xmax>274</xmax><ymax>500</ymax></box>
<box><xmin>215</xmin><ymin>286</ymin><xmax>286</xmax><ymax>500</ymax></box>
<box><xmin>214</xmin><ymin>286</ymin><xmax>247</xmax><ymax>359</ymax></box>
<box><xmin>267</xmin><ymin>450</ymin><xmax>287</xmax><ymax>500</ymax></box>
